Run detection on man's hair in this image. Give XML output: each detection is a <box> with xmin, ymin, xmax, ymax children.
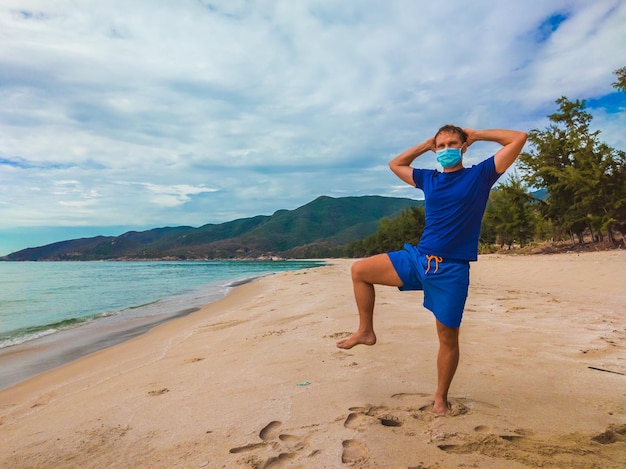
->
<box><xmin>434</xmin><ymin>124</ymin><xmax>467</xmax><ymax>144</ymax></box>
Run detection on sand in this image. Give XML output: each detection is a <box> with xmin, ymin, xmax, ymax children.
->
<box><xmin>0</xmin><ymin>251</ymin><xmax>624</xmax><ymax>468</ymax></box>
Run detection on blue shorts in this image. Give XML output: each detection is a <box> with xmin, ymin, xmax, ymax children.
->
<box><xmin>387</xmin><ymin>244</ymin><xmax>470</xmax><ymax>328</ymax></box>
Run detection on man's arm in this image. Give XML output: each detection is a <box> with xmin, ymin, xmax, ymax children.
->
<box><xmin>389</xmin><ymin>137</ymin><xmax>435</xmax><ymax>186</ymax></box>
<box><xmin>464</xmin><ymin>128</ymin><xmax>528</xmax><ymax>174</ymax></box>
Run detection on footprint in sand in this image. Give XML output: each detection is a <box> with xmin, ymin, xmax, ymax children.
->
<box><xmin>230</xmin><ymin>420</ymin><xmax>314</xmax><ymax>466</ymax></box>
<box><xmin>499</xmin><ymin>434</ymin><xmax>524</xmax><ymax>442</ymax></box>
<box><xmin>348</xmin><ymin>406</ymin><xmax>371</xmax><ymax>413</ymax></box>
<box><xmin>228</xmin><ymin>442</ymin><xmax>266</xmax><ymax>454</ymax></box>
<box><xmin>344</xmin><ymin>412</ymin><xmax>370</xmax><ymax>430</ymax></box>
<box><xmin>184</xmin><ymin>357</ymin><xmax>205</xmax><ymax>364</ymax></box>
<box><xmin>341</xmin><ymin>439</ymin><xmax>368</xmax><ymax>465</ymax></box>
<box><xmin>332</xmin><ymin>351</ymin><xmax>354</xmax><ymax>361</ymax></box>
<box><xmin>438</xmin><ymin>432</ymin><xmax>526</xmax><ymax>455</ymax></box>
<box><xmin>592</xmin><ymin>424</ymin><xmax>626</xmax><ymax>444</ymax></box>
<box><xmin>391</xmin><ymin>392</ymin><xmax>431</xmax><ymax>399</ymax></box>
<box><xmin>345</xmin><ymin>406</ymin><xmax>404</xmax><ymax>431</ymax></box>
<box><xmin>327</xmin><ymin>332</ymin><xmax>353</xmax><ymax>342</ymax></box>
<box><xmin>474</xmin><ymin>425</ymin><xmax>492</xmax><ymax>433</ymax></box>
<box><xmin>378</xmin><ymin>414</ymin><xmax>403</xmax><ymax>427</ymax></box>
<box><xmin>278</xmin><ymin>434</ymin><xmax>306</xmax><ymax>452</ymax></box>
<box><xmin>259</xmin><ymin>420</ymin><xmax>282</xmax><ymax>441</ymax></box>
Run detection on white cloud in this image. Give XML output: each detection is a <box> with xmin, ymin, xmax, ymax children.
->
<box><xmin>136</xmin><ymin>183</ymin><xmax>219</xmax><ymax>207</ymax></box>
<box><xmin>0</xmin><ymin>0</ymin><xmax>625</xmax><ymax>254</ymax></box>
<box><xmin>523</xmin><ymin>0</ymin><xmax>626</xmax><ymax>102</ymax></box>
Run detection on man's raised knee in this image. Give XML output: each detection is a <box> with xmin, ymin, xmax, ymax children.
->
<box><xmin>351</xmin><ymin>259</ymin><xmax>366</xmax><ymax>281</ymax></box>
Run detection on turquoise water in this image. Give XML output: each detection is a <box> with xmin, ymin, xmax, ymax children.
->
<box><xmin>0</xmin><ymin>260</ymin><xmax>322</xmax><ymax>349</ymax></box>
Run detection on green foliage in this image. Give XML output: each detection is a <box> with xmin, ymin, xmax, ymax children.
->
<box><xmin>238</xmin><ymin>195</ymin><xmax>421</xmax><ymax>252</ymax></box>
<box><xmin>482</xmin><ymin>172</ymin><xmax>538</xmax><ymax>248</ymax></box>
<box><xmin>345</xmin><ymin>206</ymin><xmax>425</xmax><ymax>257</ymax></box>
<box><xmin>519</xmin><ymin>95</ymin><xmax>626</xmax><ymax>243</ymax></box>
<box><xmin>613</xmin><ymin>67</ymin><xmax>626</xmax><ymax>92</ymax></box>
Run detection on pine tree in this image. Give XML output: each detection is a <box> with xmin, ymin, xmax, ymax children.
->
<box><xmin>519</xmin><ymin>96</ymin><xmax>625</xmax><ymax>244</ymax></box>
<box><xmin>482</xmin><ymin>173</ymin><xmax>537</xmax><ymax>249</ymax></box>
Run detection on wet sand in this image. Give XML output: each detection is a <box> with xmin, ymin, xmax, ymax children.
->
<box><xmin>0</xmin><ymin>252</ymin><xmax>624</xmax><ymax>468</ymax></box>
<box><xmin>0</xmin><ymin>306</ymin><xmax>201</xmax><ymax>390</ymax></box>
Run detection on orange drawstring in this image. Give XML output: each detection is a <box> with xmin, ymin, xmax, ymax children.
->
<box><xmin>425</xmin><ymin>255</ymin><xmax>443</xmax><ymax>274</ymax></box>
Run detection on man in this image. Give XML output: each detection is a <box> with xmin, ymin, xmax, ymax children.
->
<box><xmin>336</xmin><ymin>125</ymin><xmax>528</xmax><ymax>415</ymax></box>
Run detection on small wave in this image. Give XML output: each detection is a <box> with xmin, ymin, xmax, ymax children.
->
<box><xmin>226</xmin><ymin>274</ymin><xmax>267</xmax><ymax>287</ymax></box>
<box><xmin>125</xmin><ymin>299</ymin><xmax>161</xmax><ymax>310</ymax></box>
<box><xmin>0</xmin><ymin>316</ymin><xmax>95</xmax><ymax>349</ymax></box>
<box><xmin>0</xmin><ymin>328</ymin><xmax>58</xmax><ymax>348</ymax></box>
<box><xmin>96</xmin><ymin>309</ymin><xmax>121</xmax><ymax>319</ymax></box>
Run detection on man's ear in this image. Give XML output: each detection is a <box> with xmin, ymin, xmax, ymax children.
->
<box><xmin>461</xmin><ymin>143</ymin><xmax>468</xmax><ymax>155</ymax></box>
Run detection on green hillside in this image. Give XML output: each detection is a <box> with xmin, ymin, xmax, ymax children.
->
<box><xmin>3</xmin><ymin>195</ymin><xmax>424</xmax><ymax>261</ymax></box>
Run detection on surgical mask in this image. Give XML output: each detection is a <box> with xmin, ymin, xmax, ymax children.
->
<box><xmin>436</xmin><ymin>147</ymin><xmax>463</xmax><ymax>168</ymax></box>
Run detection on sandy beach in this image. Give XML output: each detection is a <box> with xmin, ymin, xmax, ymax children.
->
<box><xmin>0</xmin><ymin>251</ymin><xmax>624</xmax><ymax>468</ymax></box>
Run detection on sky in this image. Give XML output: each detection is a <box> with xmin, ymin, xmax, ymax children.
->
<box><xmin>1</xmin><ymin>0</ymin><xmax>625</xmax><ymax>256</ymax></box>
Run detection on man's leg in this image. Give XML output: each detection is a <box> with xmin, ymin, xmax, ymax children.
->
<box><xmin>434</xmin><ymin>319</ymin><xmax>460</xmax><ymax>414</ymax></box>
<box><xmin>336</xmin><ymin>254</ymin><xmax>402</xmax><ymax>349</ymax></box>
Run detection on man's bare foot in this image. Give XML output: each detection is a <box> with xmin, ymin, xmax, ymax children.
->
<box><xmin>432</xmin><ymin>399</ymin><xmax>451</xmax><ymax>415</ymax></box>
<box><xmin>336</xmin><ymin>330</ymin><xmax>376</xmax><ymax>349</ymax></box>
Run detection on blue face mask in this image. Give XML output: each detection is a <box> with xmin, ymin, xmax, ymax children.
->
<box><xmin>436</xmin><ymin>147</ymin><xmax>462</xmax><ymax>168</ymax></box>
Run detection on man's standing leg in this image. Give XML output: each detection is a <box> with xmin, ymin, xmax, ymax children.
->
<box><xmin>336</xmin><ymin>254</ymin><xmax>402</xmax><ymax>349</ymax></box>
<box><xmin>434</xmin><ymin>320</ymin><xmax>460</xmax><ymax>414</ymax></box>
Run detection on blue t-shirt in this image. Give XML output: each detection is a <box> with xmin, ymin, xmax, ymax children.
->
<box><xmin>412</xmin><ymin>156</ymin><xmax>501</xmax><ymax>261</ymax></box>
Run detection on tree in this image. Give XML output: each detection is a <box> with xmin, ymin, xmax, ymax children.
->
<box><xmin>519</xmin><ymin>96</ymin><xmax>625</xmax><ymax>244</ymax></box>
<box><xmin>613</xmin><ymin>66</ymin><xmax>626</xmax><ymax>92</ymax></box>
<box><xmin>609</xmin><ymin>66</ymin><xmax>626</xmax><ymax>238</ymax></box>
<box><xmin>482</xmin><ymin>172</ymin><xmax>538</xmax><ymax>248</ymax></box>
<box><xmin>345</xmin><ymin>206</ymin><xmax>425</xmax><ymax>257</ymax></box>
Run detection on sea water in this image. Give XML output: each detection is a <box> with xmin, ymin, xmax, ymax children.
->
<box><xmin>0</xmin><ymin>260</ymin><xmax>323</xmax><ymax>389</ymax></box>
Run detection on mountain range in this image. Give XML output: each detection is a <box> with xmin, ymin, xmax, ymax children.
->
<box><xmin>2</xmin><ymin>195</ymin><xmax>424</xmax><ymax>261</ymax></box>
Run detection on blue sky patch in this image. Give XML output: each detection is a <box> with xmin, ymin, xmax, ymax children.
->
<box><xmin>0</xmin><ymin>157</ymin><xmax>75</xmax><ymax>170</ymax></box>
<box><xmin>587</xmin><ymin>92</ymin><xmax>626</xmax><ymax>113</ymax></box>
<box><xmin>0</xmin><ymin>157</ymin><xmax>31</xmax><ymax>168</ymax></box>
<box><xmin>535</xmin><ymin>12</ymin><xmax>569</xmax><ymax>43</ymax></box>
<box><xmin>16</xmin><ymin>10</ymin><xmax>48</xmax><ymax>21</ymax></box>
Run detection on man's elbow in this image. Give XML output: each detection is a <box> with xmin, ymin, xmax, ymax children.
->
<box><xmin>518</xmin><ymin>131</ymin><xmax>528</xmax><ymax>143</ymax></box>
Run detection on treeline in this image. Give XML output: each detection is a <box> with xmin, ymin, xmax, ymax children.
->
<box><xmin>486</xmin><ymin>66</ymin><xmax>625</xmax><ymax>248</ymax></box>
<box><xmin>342</xmin><ymin>67</ymin><xmax>626</xmax><ymax>257</ymax></box>
<box><xmin>345</xmin><ymin>206</ymin><xmax>426</xmax><ymax>257</ymax></box>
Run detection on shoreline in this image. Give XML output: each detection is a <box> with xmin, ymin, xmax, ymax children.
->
<box><xmin>1</xmin><ymin>254</ymin><xmax>624</xmax><ymax>468</ymax></box>
<box><xmin>0</xmin><ymin>305</ymin><xmax>202</xmax><ymax>391</ymax></box>
<box><xmin>0</xmin><ymin>274</ymin><xmax>265</xmax><ymax>391</ymax></box>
